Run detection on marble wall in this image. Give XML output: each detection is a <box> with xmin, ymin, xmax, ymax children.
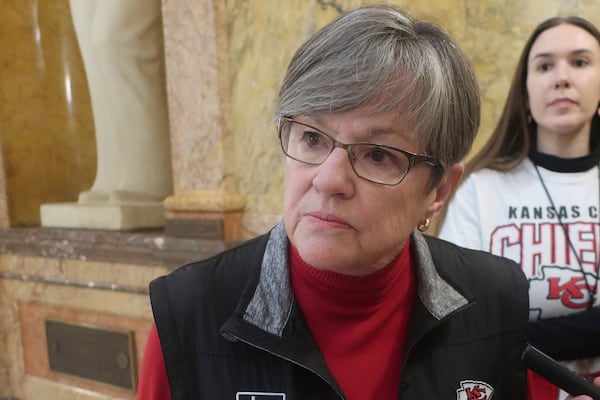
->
<box><xmin>0</xmin><ymin>0</ymin><xmax>96</xmax><ymax>227</ymax></box>
<box><xmin>0</xmin><ymin>225</ymin><xmax>225</xmax><ymax>399</ymax></box>
<box><xmin>0</xmin><ymin>251</ymin><xmax>167</xmax><ymax>399</ymax></box>
<box><xmin>2</xmin><ymin>1</ymin><xmax>600</xmax><ymax>399</ymax></box>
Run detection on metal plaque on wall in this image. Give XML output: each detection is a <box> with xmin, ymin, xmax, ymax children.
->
<box><xmin>45</xmin><ymin>319</ymin><xmax>136</xmax><ymax>390</ymax></box>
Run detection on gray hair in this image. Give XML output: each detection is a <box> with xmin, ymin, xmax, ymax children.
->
<box><xmin>275</xmin><ymin>5</ymin><xmax>480</xmax><ymax>171</ymax></box>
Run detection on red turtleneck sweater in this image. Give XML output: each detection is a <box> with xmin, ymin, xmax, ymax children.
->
<box><xmin>289</xmin><ymin>240</ymin><xmax>415</xmax><ymax>400</ymax></box>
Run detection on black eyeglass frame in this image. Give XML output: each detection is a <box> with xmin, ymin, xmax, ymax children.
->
<box><xmin>277</xmin><ymin>117</ymin><xmax>443</xmax><ymax>186</ymax></box>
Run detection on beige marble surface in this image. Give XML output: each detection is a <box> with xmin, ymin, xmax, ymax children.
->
<box><xmin>162</xmin><ymin>0</ymin><xmax>230</xmax><ymax>192</ymax></box>
<box><xmin>24</xmin><ymin>376</ymin><xmax>117</xmax><ymax>400</ymax></box>
<box><xmin>164</xmin><ymin>189</ymin><xmax>245</xmax><ymax>211</ymax></box>
<box><xmin>0</xmin><ymin>0</ymin><xmax>96</xmax><ymax>226</ymax></box>
<box><xmin>0</xmin><ymin>254</ymin><xmax>167</xmax><ymax>398</ymax></box>
<box><xmin>0</xmin><ymin>254</ymin><xmax>168</xmax><ymax>296</ymax></box>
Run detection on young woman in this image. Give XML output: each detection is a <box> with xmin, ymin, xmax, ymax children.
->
<box><xmin>439</xmin><ymin>16</ymin><xmax>600</xmax><ymax>400</ymax></box>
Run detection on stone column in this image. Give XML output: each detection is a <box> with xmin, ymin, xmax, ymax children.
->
<box><xmin>161</xmin><ymin>0</ymin><xmax>245</xmax><ymax>241</ymax></box>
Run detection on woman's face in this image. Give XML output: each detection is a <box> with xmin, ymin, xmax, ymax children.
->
<box><xmin>527</xmin><ymin>23</ymin><xmax>600</xmax><ymax>155</ymax></box>
<box><xmin>281</xmin><ymin>110</ymin><xmax>459</xmax><ymax>276</ymax></box>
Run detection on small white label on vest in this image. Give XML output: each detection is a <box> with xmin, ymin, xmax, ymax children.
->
<box><xmin>236</xmin><ymin>392</ymin><xmax>286</xmax><ymax>400</ymax></box>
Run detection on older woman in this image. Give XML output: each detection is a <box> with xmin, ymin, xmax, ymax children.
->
<box><xmin>137</xmin><ymin>5</ymin><xmax>599</xmax><ymax>400</ymax></box>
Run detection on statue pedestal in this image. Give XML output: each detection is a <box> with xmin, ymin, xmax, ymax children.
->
<box><xmin>40</xmin><ymin>202</ymin><xmax>165</xmax><ymax>230</ymax></box>
<box><xmin>164</xmin><ymin>190</ymin><xmax>245</xmax><ymax>241</ymax></box>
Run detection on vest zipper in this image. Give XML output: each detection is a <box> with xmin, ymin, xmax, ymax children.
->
<box><xmin>223</xmin><ymin>331</ymin><xmax>346</xmax><ymax>400</ymax></box>
<box><xmin>397</xmin><ymin>301</ymin><xmax>475</xmax><ymax>399</ymax></box>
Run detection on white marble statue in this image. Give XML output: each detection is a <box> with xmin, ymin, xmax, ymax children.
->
<box><xmin>70</xmin><ymin>0</ymin><xmax>173</xmax><ymax>204</ymax></box>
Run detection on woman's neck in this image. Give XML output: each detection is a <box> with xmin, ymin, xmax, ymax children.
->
<box><xmin>536</xmin><ymin>124</ymin><xmax>591</xmax><ymax>158</ymax></box>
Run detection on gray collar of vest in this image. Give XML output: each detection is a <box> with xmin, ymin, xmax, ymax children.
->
<box><xmin>243</xmin><ymin>221</ymin><xmax>468</xmax><ymax>336</ymax></box>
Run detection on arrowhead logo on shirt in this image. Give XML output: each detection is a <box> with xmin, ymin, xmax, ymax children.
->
<box><xmin>236</xmin><ymin>392</ymin><xmax>286</xmax><ymax>400</ymax></box>
<box><xmin>456</xmin><ymin>380</ymin><xmax>494</xmax><ymax>400</ymax></box>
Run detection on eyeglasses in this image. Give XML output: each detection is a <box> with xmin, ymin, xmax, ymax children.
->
<box><xmin>278</xmin><ymin>117</ymin><xmax>442</xmax><ymax>186</ymax></box>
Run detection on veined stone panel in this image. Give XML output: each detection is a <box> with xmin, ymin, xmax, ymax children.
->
<box><xmin>228</xmin><ymin>0</ymin><xmax>354</xmax><ymax>217</ymax></box>
<box><xmin>0</xmin><ymin>0</ymin><xmax>96</xmax><ymax>226</ymax></box>
<box><xmin>0</xmin><ymin>252</ymin><xmax>167</xmax><ymax>399</ymax></box>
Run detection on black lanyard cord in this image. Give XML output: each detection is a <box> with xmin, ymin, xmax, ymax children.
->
<box><xmin>534</xmin><ymin>164</ymin><xmax>599</xmax><ymax>309</ymax></box>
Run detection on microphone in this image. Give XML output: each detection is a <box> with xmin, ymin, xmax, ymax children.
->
<box><xmin>521</xmin><ymin>344</ymin><xmax>600</xmax><ymax>399</ymax></box>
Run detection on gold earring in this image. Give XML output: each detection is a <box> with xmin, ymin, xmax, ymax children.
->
<box><xmin>417</xmin><ymin>218</ymin><xmax>430</xmax><ymax>232</ymax></box>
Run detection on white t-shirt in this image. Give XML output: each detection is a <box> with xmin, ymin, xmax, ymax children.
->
<box><xmin>440</xmin><ymin>158</ymin><xmax>600</xmax><ymax>396</ymax></box>
<box><xmin>439</xmin><ymin>158</ymin><xmax>600</xmax><ymax>320</ymax></box>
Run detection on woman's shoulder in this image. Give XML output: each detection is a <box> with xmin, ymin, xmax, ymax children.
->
<box><xmin>423</xmin><ymin>235</ymin><xmax>523</xmax><ymax>282</ymax></box>
<box><xmin>150</xmin><ymin>233</ymin><xmax>270</xmax><ymax>302</ymax></box>
<box><xmin>421</xmin><ymin>235</ymin><xmax>529</xmax><ymax>314</ymax></box>
<box><xmin>460</xmin><ymin>159</ymin><xmax>534</xmax><ymax>189</ymax></box>
<box><xmin>468</xmin><ymin>159</ymin><xmax>532</xmax><ymax>179</ymax></box>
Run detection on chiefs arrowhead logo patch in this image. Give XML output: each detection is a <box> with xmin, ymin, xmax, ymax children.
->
<box><xmin>456</xmin><ymin>380</ymin><xmax>494</xmax><ymax>400</ymax></box>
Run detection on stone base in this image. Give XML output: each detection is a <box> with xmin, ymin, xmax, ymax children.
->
<box><xmin>40</xmin><ymin>202</ymin><xmax>165</xmax><ymax>230</ymax></box>
<box><xmin>163</xmin><ymin>190</ymin><xmax>246</xmax><ymax>241</ymax></box>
